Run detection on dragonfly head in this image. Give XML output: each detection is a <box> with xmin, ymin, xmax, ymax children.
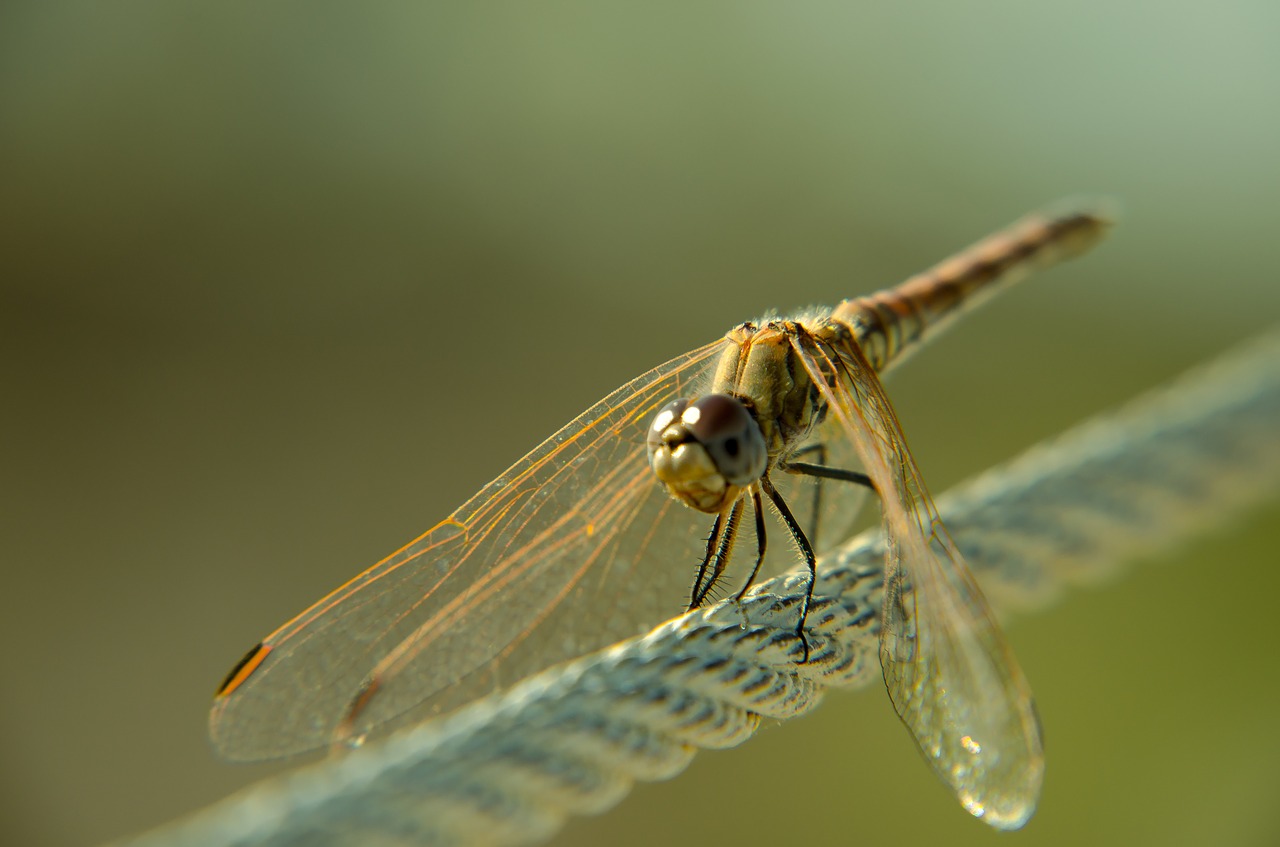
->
<box><xmin>647</xmin><ymin>394</ymin><xmax>767</xmax><ymax>513</ymax></box>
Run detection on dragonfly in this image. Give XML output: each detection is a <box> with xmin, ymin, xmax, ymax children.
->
<box><xmin>211</xmin><ymin>203</ymin><xmax>1111</xmax><ymax>829</ymax></box>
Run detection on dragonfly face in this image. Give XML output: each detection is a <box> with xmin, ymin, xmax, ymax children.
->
<box><xmin>646</xmin><ymin>394</ymin><xmax>768</xmax><ymax>513</ymax></box>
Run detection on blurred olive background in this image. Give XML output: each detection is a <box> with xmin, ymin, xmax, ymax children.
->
<box><xmin>3</xmin><ymin>3</ymin><xmax>1279</xmax><ymax>846</ymax></box>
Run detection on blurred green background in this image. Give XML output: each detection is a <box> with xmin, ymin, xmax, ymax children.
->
<box><xmin>2</xmin><ymin>2</ymin><xmax>1278</xmax><ymax>845</ymax></box>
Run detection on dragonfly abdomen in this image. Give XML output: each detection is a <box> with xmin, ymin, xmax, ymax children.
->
<box><xmin>832</xmin><ymin>205</ymin><xmax>1112</xmax><ymax>372</ymax></box>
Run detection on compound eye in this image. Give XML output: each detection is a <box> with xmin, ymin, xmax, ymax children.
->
<box><xmin>683</xmin><ymin>394</ymin><xmax>767</xmax><ymax>485</ymax></box>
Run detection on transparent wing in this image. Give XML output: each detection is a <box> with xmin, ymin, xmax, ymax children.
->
<box><xmin>790</xmin><ymin>330</ymin><xmax>1043</xmax><ymax>830</ymax></box>
<box><xmin>210</xmin><ymin>339</ymin><xmax>728</xmax><ymax>762</ymax></box>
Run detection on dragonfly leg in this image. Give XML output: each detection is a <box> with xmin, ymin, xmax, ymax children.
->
<box><xmin>760</xmin><ymin>476</ymin><xmax>816</xmax><ymax>664</ymax></box>
<box><xmin>785</xmin><ymin>442</ymin><xmax>829</xmax><ymax>547</ymax></box>
<box><xmin>732</xmin><ymin>487</ymin><xmax>768</xmax><ymax>603</ymax></box>
<box><xmin>780</xmin><ymin>449</ymin><xmax>876</xmax><ymax>549</ymax></box>
<box><xmin>689</xmin><ymin>498</ymin><xmax>743</xmax><ymax>610</ymax></box>
<box><xmin>779</xmin><ymin>458</ymin><xmax>875</xmax><ymax>490</ymax></box>
<box><xmin>689</xmin><ymin>511</ymin><xmax>724</xmax><ymax>610</ymax></box>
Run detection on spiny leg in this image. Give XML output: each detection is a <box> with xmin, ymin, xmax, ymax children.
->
<box><xmin>760</xmin><ymin>476</ymin><xmax>817</xmax><ymax>664</ymax></box>
<box><xmin>733</xmin><ymin>487</ymin><xmax>768</xmax><ymax>603</ymax></box>
<box><xmin>693</xmin><ymin>499</ymin><xmax>743</xmax><ymax>607</ymax></box>
<box><xmin>689</xmin><ymin>497</ymin><xmax>744</xmax><ymax>610</ymax></box>
<box><xmin>690</xmin><ymin>510</ymin><xmax>725</xmax><ymax>610</ymax></box>
<box><xmin>787</xmin><ymin>442</ymin><xmax>827</xmax><ymax>547</ymax></box>
<box><xmin>780</xmin><ymin>448</ymin><xmax>876</xmax><ymax>554</ymax></box>
<box><xmin>781</xmin><ymin>461</ymin><xmax>874</xmax><ymax>489</ymax></box>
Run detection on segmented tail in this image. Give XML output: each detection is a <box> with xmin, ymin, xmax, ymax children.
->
<box><xmin>835</xmin><ymin>203</ymin><xmax>1114</xmax><ymax>371</ymax></box>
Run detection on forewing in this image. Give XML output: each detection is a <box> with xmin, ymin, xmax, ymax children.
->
<box><xmin>210</xmin><ymin>340</ymin><xmax>727</xmax><ymax>761</ymax></box>
<box><xmin>790</xmin><ymin>331</ymin><xmax>1043</xmax><ymax>830</ymax></box>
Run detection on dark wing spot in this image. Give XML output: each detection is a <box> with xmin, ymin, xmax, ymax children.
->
<box><xmin>216</xmin><ymin>642</ymin><xmax>270</xmax><ymax>697</ymax></box>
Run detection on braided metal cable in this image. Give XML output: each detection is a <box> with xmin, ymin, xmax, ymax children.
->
<box><xmin>118</xmin><ymin>330</ymin><xmax>1280</xmax><ymax>847</ymax></box>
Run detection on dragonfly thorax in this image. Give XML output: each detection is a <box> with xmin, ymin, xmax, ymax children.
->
<box><xmin>716</xmin><ymin>320</ymin><xmax>828</xmax><ymax>460</ymax></box>
<box><xmin>646</xmin><ymin>394</ymin><xmax>768</xmax><ymax>513</ymax></box>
